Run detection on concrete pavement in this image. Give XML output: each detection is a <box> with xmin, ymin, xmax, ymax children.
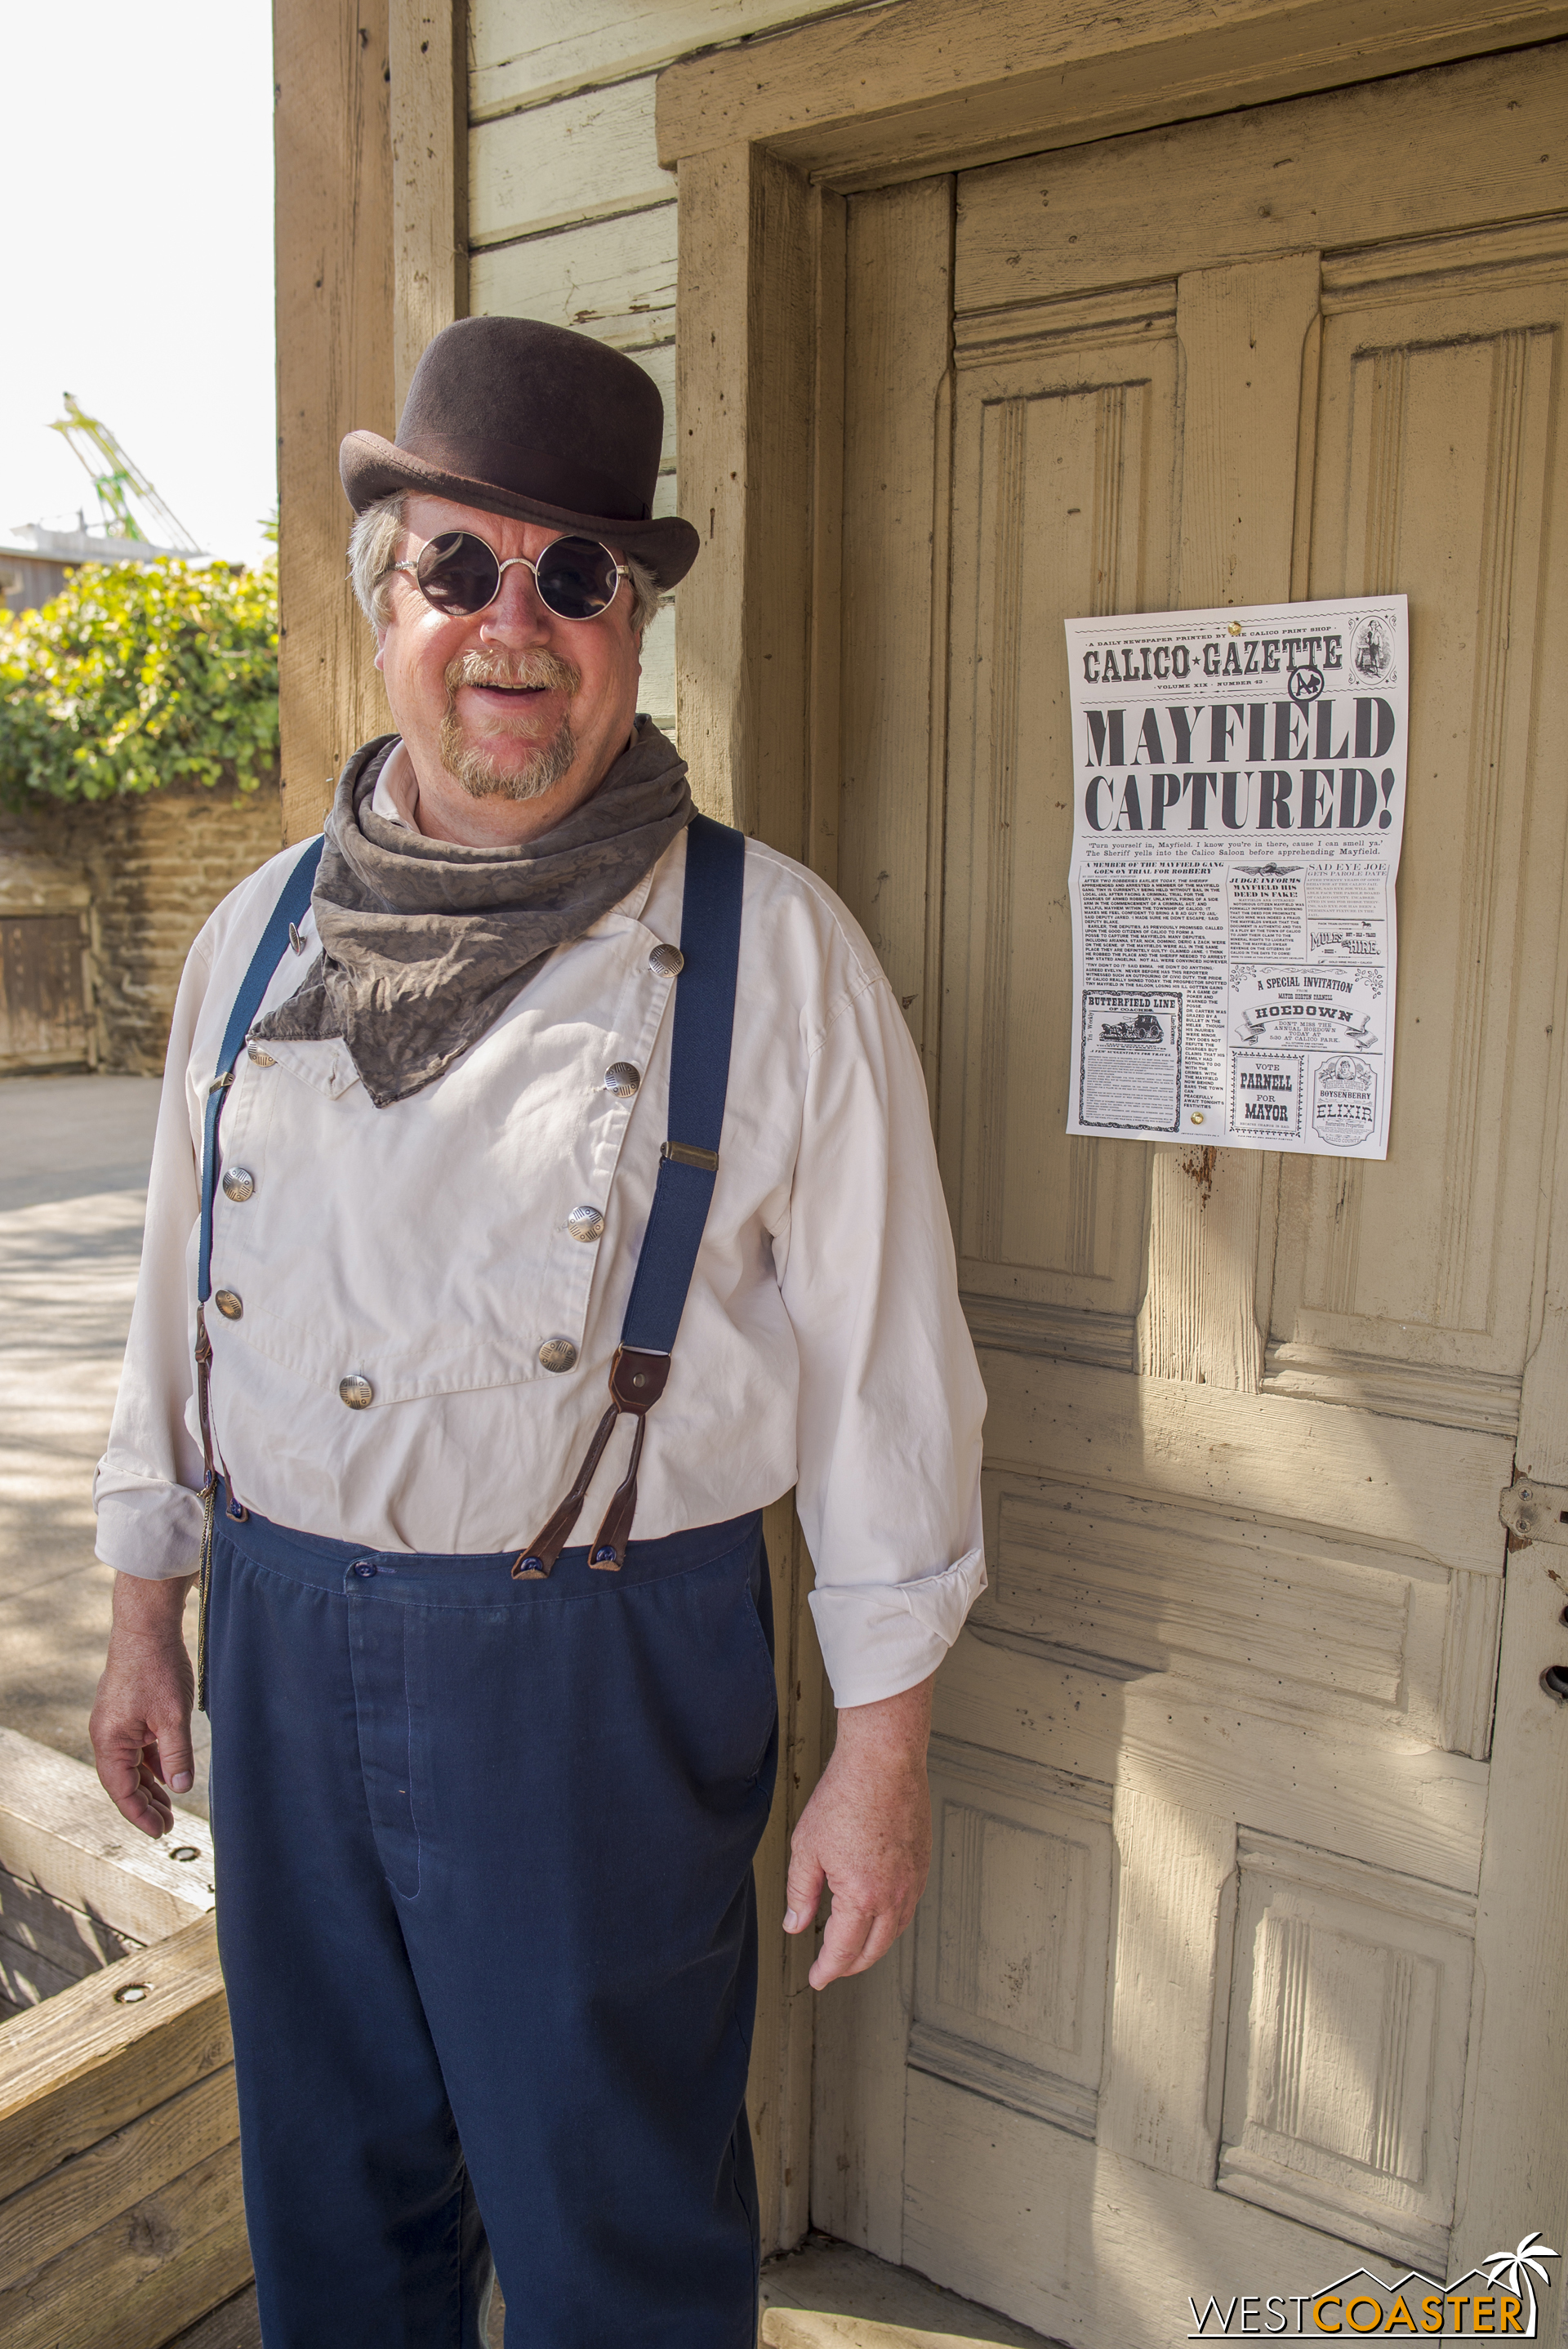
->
<box><xmin>0</xmin><ymin>1071</ymin><xmax>210</xmax><ymax>1812</ymax></box>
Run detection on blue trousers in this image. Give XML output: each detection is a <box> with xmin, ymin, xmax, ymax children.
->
<box><xmin>206</xmin><ymin>1501</ymin><xmax>777</xmax><ymax>2348</ymax></box>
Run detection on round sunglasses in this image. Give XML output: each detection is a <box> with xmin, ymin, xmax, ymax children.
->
<box><xmin>383</xmin><ymin>531</ymin><xmax>630</xmax><ymax>622</ymax></box>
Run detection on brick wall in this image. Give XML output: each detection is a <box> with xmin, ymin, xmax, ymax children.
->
<box><xmin>0</xmin><ymin>781</ymin><xmax>284</xmax><ymax>1073</ymax></box>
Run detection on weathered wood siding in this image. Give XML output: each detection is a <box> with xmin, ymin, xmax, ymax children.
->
<box><xmin>466</xmin><ymin>2</ymin><xmax>876</xmax><ymax>735</ymax></box>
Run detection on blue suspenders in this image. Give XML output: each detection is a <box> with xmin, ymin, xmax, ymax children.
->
<box><xmin>196</xmin><ymin>840</ymin><xmax>325</xmax><ymax>1311</ymax></box>
<box><xmin>193</xmin><ymin>816</ymin><xmax>745</xmax><ymax>1688</ymax></box>
<box><xmin>514</xmin><ymin>812</ymin><xmax>746</xmax><ymax>1576</ymax></box>
<box><xmin>194</xmin><ymin>838</ymin><xmax>324</xmax><ymax>1706</ymax></box>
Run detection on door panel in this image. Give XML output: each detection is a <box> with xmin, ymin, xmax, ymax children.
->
<box><xmin>1270</xmin><ymin>258</ymin><xmax>1567</xmax><ymax>1406</ymax></box>
<box><xmin>1218</xmin><ymin>1835</ymin><xmax>1476</xmax><ymax>2269</ymax></box>
<box><xmin>818</xmin><ymin>42</ymin><xmax>1568</xmax><ymax>2347</ymax></box>
<box><xmin>942</xmin><ymin>292</ymin><xmax>1176</xmax><ymax>1353</ymax></box>
<box><xmin>911</xmin><ymin>1736</ymin><xmax>1114</xmax><ymax>2142</ymax></box>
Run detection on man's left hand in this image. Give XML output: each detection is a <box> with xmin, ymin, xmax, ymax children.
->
<box><xmin>782</xmin><ymin>1674</ymin><xmax>933</xmax><ymax>1990</ymax></box>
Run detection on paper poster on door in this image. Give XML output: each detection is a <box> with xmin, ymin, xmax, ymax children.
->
<box><xmin>1063</xmin><ymin>594</ymin><xmax>1407</xmax><ymax>1158</ymax></box>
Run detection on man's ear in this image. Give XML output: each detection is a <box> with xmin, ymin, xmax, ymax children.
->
<box><xmin>373</xmin><ymin>622</ymin><xmax>387</xmax><ymax>674</ymax></box>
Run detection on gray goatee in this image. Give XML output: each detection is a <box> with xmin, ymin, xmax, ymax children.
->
<box><xmin>438</xmin><ymin>649</ymin><xmax>580</xmax><ymax>801</ymax></box>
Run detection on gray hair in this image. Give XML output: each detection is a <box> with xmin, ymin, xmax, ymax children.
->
<box><xmin>347</xmin><ymin>493</ymin><xmax>665</xmax><ymax>635</ymax></box>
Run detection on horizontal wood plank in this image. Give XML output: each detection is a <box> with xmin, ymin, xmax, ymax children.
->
<box><xmin>0</xmin><ymin>2141</ymin><xmax>247</xmax><ymax>2349</ymax></box>
<box><xmin>470</xmin><ymin>76</ymin><xmax>669</xmax><ymax>246</ymax></box>
<box><xmin>938</xmin><ymin>1632</ymin><xmax>1488</xmax><ymax>1892</ymax></box>
<box><xmin>470</xmin><ymin>204</ymin><xmax>677</xmax><ymax>350</ymax></box>
<box><xmin>0</xmin><ymin>1727</ymin><xmax>213</xmax><ymax>1947</ymax></box>
<box><xmin>978</xmin><ymin>1355</ymin><xmax>1513</xmax><ymax>1575</ymax></box>
<box><xmin>0</xmin><ymin>1815</ymin><xmax>207</xmax><ymax>1953</ymax></box>
<box><xmin>656</xmin><ymin>0</ymin><xmax>1568</xmax><ymax>185</ymax></box>
<box><xmin>1262</xmin><ymin>1343</ymin><xmax>1523</xmax><ymax>1436</ymax></box>
<box><xmin>470</xmin><ymin>0</ymin><xmax>857</xmax><ymax>121</ymax></box>
<box><xmin>0</xmin><ymin>2068</ymin><xmax>238</xmax><ymax>2296</ymax></box>
<box><xmin>955</xmin><ymin>42</ymin><xmax>1568</xmax><ymax>313</ymax></box>
<box><xmin>0</xmin><ymin>1918</ymin><xmax>230</xmax><ymax>2203</ymax></box>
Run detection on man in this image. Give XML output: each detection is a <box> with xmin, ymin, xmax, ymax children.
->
<box><xmin>90</xmin><ymin>317</ymin><xmax>985</xmax><ymax>2348</ymax></box>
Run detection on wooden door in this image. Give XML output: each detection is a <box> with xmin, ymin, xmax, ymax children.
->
<box><xmin>0</xmin><ymin>913</ymin><xmax>94</xmax><ymax>1071</ymax></box>
<box><xmin>814</xmin><ymin>45</ymin><xmax>1568</xmax><ymax>2346</ymax></box>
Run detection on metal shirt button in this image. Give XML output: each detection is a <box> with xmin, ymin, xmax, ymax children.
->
<box><xmin>221</xmin><ymin>1167</ymin><xmax>256</xmax><ymax>1202</ymax></box>
<box><xmin>566</xmin><ymin>1206</ymin><xmax>605</xmax><ymax>1242</ymax></box>
<box><xmin>247</xmin><ymin>1041</ymin><xmax>276</xmax><ymax>1067</ymax></box>
<box><xmin>538</xmin><ymin>1337</ymin><xmax>578</xmax><ymax>1373</ymax></box>
<box><xmin>603</xmin><ymin>1062</ymin><xmax>640</xmax><ymax>1097</ymax></box>
<box><xmin>213</xmin><ymin>1290</ymin><xmax>244</xmax><ymax>1321</ymax></box>
<box><xmin>648</xmin><ymin>943</ymin><xmax>684</xmax><ymax>977</ymax></box>
<box><xmin>339</xmin><ymin>1373</ymin><xmax>374</xmax><ymax>1409</ymax></box>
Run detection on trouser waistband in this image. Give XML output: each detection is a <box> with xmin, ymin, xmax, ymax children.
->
<box><xmin>217</xmin><ymin>1487</ymin><xmax>764</xmax><ymax>1600</ymax></box>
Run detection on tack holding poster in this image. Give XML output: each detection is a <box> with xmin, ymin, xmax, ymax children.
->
<box><xmin>1063</xmin><ymin>595</ymin><xmax>1407</xmax><ymax>1158</ymax></box>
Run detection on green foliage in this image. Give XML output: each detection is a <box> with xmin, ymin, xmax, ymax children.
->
<box><xmin>0</xmin><ymin>557</ymin><xmax>279</xmax><ymax>804</ymax></box>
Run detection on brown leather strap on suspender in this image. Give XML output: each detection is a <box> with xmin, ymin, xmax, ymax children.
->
<box><xmin>511</xmin><ymin>1346</ymin><xmax>671</xmax><ymax>1579</ymax></box>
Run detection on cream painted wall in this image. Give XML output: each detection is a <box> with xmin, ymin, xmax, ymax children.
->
<box><xmin>466</xmin><ymin>2</ymin><xmax>871</xmax><ymax>733</ymax></box>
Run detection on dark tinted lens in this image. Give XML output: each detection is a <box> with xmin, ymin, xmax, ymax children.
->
<box><xmin>415</xmin><ymin>532</ymin><xmax>501</xmax><ymax>614</ymax></box>
<box><xmin>534</xmin><ymin>537</ymin><xmax>620</xmax><ymax>620</ymax></box>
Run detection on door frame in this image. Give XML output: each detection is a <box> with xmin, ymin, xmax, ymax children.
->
<box><xmin>655</xmin><ymin>0</ymin><xmax>1568</xmax><ymax>2282</ymax></box>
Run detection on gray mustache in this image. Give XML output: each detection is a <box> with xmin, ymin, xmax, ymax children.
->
<box><xmin>444</xmin><ymin>652</ymin><xmax>581</xmax><ymax>696</ymax></box>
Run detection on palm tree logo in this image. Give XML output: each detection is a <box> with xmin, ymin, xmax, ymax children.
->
<box><xmin>1481</xmin><ymin>2233</ymin><xmax>1559</xmax><ymax>2333</ymax></box>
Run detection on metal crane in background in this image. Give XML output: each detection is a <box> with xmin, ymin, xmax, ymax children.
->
<box><xmin>48</xmin><ymin>393</ymin><xmax>203</xmax><ymax>553</ymax></box>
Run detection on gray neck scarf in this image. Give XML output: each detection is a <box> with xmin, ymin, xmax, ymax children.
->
<box><xmin>252</xmin><ymin>716</ymin><xmax>693</xmax><ymax>1107</ymax></box>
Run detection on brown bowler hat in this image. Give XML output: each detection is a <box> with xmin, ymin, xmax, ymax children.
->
<box><xmin>340</xmin><ymin>316</ymin><xmax>700</xmax><ymax>590</ymax></box>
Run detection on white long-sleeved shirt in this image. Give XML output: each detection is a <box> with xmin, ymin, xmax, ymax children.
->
<box><xmin>94</xmin><ymin>760</ymin><xmax>987</xmax><ymax>1706</ymax></box>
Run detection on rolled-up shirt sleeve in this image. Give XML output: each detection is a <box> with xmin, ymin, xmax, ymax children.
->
<box><xmin>780</xmin><ymin>969</ymin><xmax>987</xmax><ymax>1709</ymax></box>
<box><xmin>92</xmin><ymin>936</ymin><xmax>212</xmax><ymax>1579</ymax></box>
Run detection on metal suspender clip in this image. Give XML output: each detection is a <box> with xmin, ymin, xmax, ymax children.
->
<box><xmin>660</xmin><ymin>1139</ymin><xmax>719</xmax><ymax>1171</ymax></box>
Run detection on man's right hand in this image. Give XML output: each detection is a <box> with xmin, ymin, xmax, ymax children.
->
<box><xmin>90</xmin><ymin>1570</ymin><xmax>198</xmax><ymax>1837</ymax></box>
